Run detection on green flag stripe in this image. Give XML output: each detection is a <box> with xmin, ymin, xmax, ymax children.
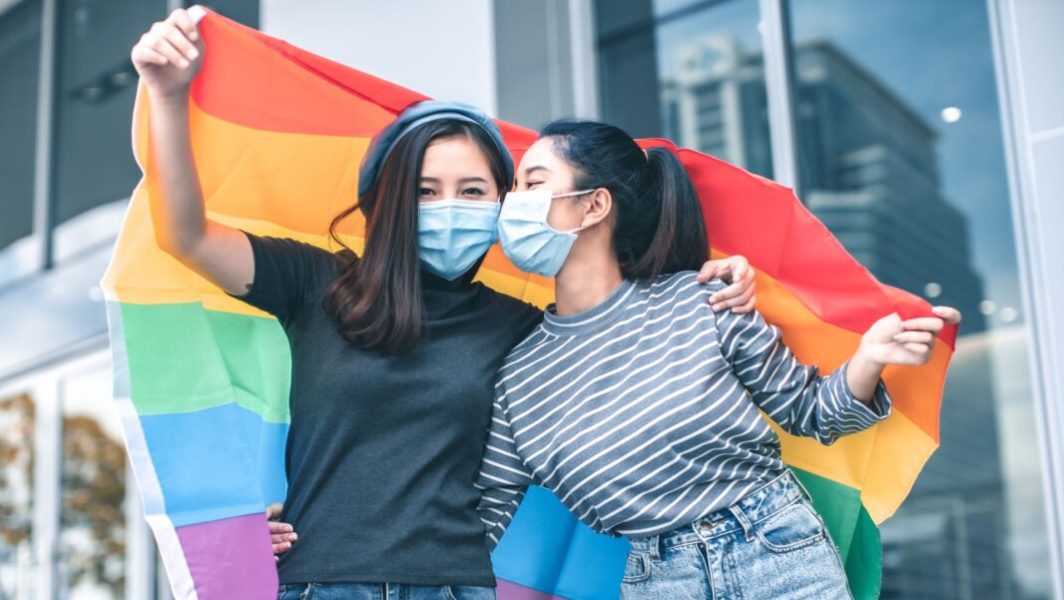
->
<box><xmin>791</xmin><ymin>467</ymin><xmax>882</xmax><ymax>599</ymax></box>
<box><xmin>118</xmin><ymin>302</ymin><xmax>292</xmax><ymax>423</ymax></box>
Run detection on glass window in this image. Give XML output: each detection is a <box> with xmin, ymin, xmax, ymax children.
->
<box><xmin>51</xmin><ymin>0</ymin><xmax>166</xmax><ymax>250</ymax></box>
<box><xmin>0</xmin><ymin>0</ymin><xmax>42</xmax><ymax>282</ymax></box>
<box><xmin>0</xmin><ymin>390</ymin><xmax>35</xmax><ymax>598</ymax></box>
<box><xmin>596</xmin><ymin>0</ymin><xmax>773</xmax><ymax>178</ymax></box>
<box><xmin>201</xmin><ymin>0</ymin><xmax>259</xmax><ymax>30</ymax></box>
<box><xmin>787</xmin><ymin>1</ymin><xmax>1049</xmax><ymax>597</ymax></box>
<box><xmin>57</xmin><ymin>363</ymin><xmax>129</xmax><ymax>598</ymax></box>
<box><xmin>50</xmin><ymin>0</ymin><xmax>259</xmax><ymax>264</ymax></box>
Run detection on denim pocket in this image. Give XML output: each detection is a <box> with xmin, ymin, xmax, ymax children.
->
<box><xmin>276</xmin><ymin>584</ymin><xmax>310</xmax><ymax>600</ymax></box>
<box><xmin>622</xmin><ymin>551</ymin><xmax>652</xmax><ymax>583</ymax></box>
<box><xmin>754</xmin><ymin>500</ymin><xmax>826</xmax><ymax>553</ymax></box>
<box><xmin>445</xmin><ymin>585</ymin><xmax>496</xmax><ymax>600</ymax></box>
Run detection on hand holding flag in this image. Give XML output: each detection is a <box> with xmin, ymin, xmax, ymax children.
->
<box><xmin>131</xmin><ymin>9</ymin><xmax>203</xmax><ymax>99</ymax></box>
<box><xmin>860</xmin><ymin>307</ymin><xmax>962</xmax><ymax>367</ymax></box>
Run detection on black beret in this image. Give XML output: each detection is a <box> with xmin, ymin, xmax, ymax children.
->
<box><xmin>358</xmin><ymin>100</ymin><xmax>514</xmax><ymax>197</ymax></box>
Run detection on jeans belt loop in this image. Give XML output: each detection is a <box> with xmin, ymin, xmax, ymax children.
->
<box><xmin>649</xmin><ymin>533</ymin><xmax>662</xmax><ymax>561</ymax></box>
<box><xmin>728</xmin><ymin>504</ymin><xmax>755</xmax><ymax>543</ymax></box>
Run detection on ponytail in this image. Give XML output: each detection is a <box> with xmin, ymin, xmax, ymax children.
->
<box><xmin>538</xmin><ymin>119</ymin><xmax>708</xmax><ymax>281</ymax></box>
<box><xmin>628</xmin><ymin>147</ymin><xmax>707</xmax><ymax>279</ymax></box>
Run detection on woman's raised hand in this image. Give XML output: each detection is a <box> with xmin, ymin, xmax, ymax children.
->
<box><xmin>131</xmin><ymin>8</ymin><xmax>204</xmax><ymax>99</ymax></box>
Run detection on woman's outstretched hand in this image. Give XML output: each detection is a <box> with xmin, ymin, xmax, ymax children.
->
<box><xmin>846</xmin><ymin>306</ymin><xmax>961</xmax><ymax>404</ymax></box>
<box><xmin>267</xmin><ymin>502</ymin><xmax>298</xmax><ymax>561</ymax></box>
<box><xmin>697</xmin><ymin>255</ymin><xmax>756</xmax><ymax>314</ymax></box>
<box><xmin>860</xmin><ymin>306</ymin><xmax>961</xmax><ymax>367</ymax></box>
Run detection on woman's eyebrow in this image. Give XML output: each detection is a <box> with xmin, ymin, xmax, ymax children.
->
<box><xmin>419</xmin><ymin>177</ymin><xmax>488</xmax><ymax>184</ymax></box>
<box><xmin>524</xmin><ymin>165</ymin><xmax>551</xmax><ymax>176</ymax></box>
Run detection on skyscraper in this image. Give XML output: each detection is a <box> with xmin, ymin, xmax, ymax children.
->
<box><xmin>663</xmin><ymin>36</ymin><xmax>987</xmax><ymax>334</ymax></box>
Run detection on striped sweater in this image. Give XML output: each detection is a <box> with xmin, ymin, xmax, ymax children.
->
<box><xmin>475</xmin><ymin>272</ymin><xmax>891</xmax><ymax>547</ymax></box>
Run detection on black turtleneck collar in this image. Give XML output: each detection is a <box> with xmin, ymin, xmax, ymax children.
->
<box><xmin>419</xmin><ymin>262</ymin><xmax>484</xmax><ymax>318</ymax></box>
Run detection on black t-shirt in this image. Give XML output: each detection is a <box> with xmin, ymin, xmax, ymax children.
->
<box><xmin>228</xmin><ymin>232</ymin><xmax>542</xmax><ymax>587</ymax></box>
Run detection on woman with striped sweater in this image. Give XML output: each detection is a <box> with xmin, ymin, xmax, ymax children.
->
<box><xmin>477</xmin><ymin>119</ymin><xmax>960</xmax><ymax>599</ymax></box>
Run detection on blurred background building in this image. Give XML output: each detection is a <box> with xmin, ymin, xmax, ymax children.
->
<box><xmin>1</xmin><ymin>0</ymin><xmax>1062</xmax><ymax>598</ymax></box>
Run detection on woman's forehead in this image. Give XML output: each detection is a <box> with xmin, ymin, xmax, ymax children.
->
<box><xmin>519</xmin><ymin>139</ymin><xmax>562</xmax><ymax>171</ymax></box>
<box><xmin>421</xmin><ymin>136</ymin><xmax>493</xmax><ymax>176</ymax></box>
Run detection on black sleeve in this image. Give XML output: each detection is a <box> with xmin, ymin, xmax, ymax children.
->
<box><xmin>226</xmin><ymin>230</ymin><xmax>336</xmax><ymax>325</ymax></box>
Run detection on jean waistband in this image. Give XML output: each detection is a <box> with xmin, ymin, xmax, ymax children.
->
<box><xmin>629</xmin><ymin>470</ymin><xmax>812</xmax><ymax>556</ymax></box>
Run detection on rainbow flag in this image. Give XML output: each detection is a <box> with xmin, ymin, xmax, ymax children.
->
<box><xmin>102</xmin><ymin>7</ymin><xmax>956</xmax><ymax>600</ymax></box>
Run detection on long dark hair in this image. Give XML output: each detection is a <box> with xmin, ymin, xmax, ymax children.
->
<box><xmin>324</xmin><ymin>119</ymin><xmax>509</xmax><ymax>354</ymax></box>
<box><xmin>539</xmin><ymin>119</ymin><xmax>707</xmax><ymax>279</ymax></box>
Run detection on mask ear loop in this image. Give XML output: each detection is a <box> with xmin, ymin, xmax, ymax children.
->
<box><xmin>551</xmin><ymin>188</ymin><xmax>597</xmax><ymax>200</ymax></box>
<box><xmin>547</xmin><ymin>188</ymin><xmax>598</xmax><ymax>235</ymax></box>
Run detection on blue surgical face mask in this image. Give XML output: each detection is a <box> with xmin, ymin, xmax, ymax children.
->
<box><xmin>418</xmin><ymin>199</ymin><xmax>501</xmax><ymax>280</ymax></box>
<box><xmin>497</xmin><ymin>188</ymin><xmax>594</xmax><ymax>277</ymax></box>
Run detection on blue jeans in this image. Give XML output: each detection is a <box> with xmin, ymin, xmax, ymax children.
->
<box><xmin>277</xmin><ymin>582</ymin><xmax>495</xmax><ymax>600</ymax></box>
<box><xmin>623</xmin><ymin>471</ymin><xmax>852</xmax><ymax>599</ymax></box>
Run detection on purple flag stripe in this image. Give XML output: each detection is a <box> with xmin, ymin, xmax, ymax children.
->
<box><xmin>176</xmin><ymin>513</ymin><xmax>278</xmax><ymax>599</ymax></box>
